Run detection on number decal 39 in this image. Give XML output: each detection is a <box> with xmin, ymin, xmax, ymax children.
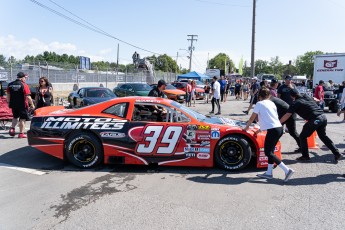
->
<box><xmin>136</xmin><ymin>125</ymin><xmax>183</xmax><ymax>155</ymax></box>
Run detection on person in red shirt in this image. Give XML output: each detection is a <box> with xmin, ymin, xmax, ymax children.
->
<box><xmin>314</xmin><ymin>80</ymin><xmax>325</xmax><ymax>109</ymax></box>
<box><xmin>6</xmin><ymin>72</ymin><xmax>35</xmax><ymax>138</ymax></box>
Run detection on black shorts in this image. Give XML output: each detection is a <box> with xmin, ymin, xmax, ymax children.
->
<box><xmin>12</xmin><ymin>108</ymin><xmax>29</xmax><ymax>120</ymax></box>
<box><xmin>234</xmin><ymin>89</ymin><xmax>240</xmax><ymax>95</ymax></box>
<box><xmin>250</xmin><ymin>95</ymin><xmax>258</xmax><ymax>105</ymax></box>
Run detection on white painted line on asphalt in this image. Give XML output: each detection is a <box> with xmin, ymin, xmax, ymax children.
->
<box><xmin>0</xmin><ymin>163</ymin><xmax>47</xmax><ymax>176</ymax></box>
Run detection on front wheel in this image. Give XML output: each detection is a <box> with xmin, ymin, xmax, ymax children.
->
<box><xmin>65</xmin><ymin>132</ymin><xmax>103</xmax><ymax>168</ymax></box>
<box><xmin>214</xmin><ymin>135</ymin><xmax>252</xmax><ymax>171</ymax></box>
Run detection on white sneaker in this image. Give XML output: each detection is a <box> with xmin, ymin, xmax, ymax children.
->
<box><xmin>256</xmin><ymin>173</ymin><xmax>273</xmax><ymax>180</ymax></box>
<box><xmin>284</xmin><ymin>169</ymin><xmax>295</xmax><ymax>182</ymax></box>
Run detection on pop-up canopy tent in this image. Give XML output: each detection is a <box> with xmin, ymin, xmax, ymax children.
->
<box><xmin>177</xmin><ymin>71</ymin><xmax>211</xmax><ymax>81</ymax></box>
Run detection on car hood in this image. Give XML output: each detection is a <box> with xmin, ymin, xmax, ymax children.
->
<box><xmin>195</xmin><ymin>88</ymin><xmax>205</xmax><ymax>92</ymax></box>
<box><xmin>164</xmin><ymin>89</ymin><xmax>186</xmax><ymax>95</ymax></box>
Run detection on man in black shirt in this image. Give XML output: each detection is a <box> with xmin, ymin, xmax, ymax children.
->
<box><xmin>277</xmin><ymin>75</ymin><xmax>296</xmax><ymax>105</ymax></box>
<box><xmin>271</xmin><ymin>96</ymin><xmax>300</xmax><ymax>151</ymax></box>
<box><xmin>148</xmin><ymin>79</ymin><xmax>166</xmax><ymax>98</ymax></box>
<box><xmin>280</xmin><ymin>89</ymin><xmax>341</xmax><ymax>162</ymax></box>
<box><xmin>243</xmin><ymin>77</ymin><xmax>260</xmax><ymax>114</ymax></box>
<box><xmin>148</xmin><ymin>79</ymin><xmax>166</xmax><ymax>121</ymax></box>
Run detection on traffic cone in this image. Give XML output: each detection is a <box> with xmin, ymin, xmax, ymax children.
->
<box><xmin>307</xmin><ymin>131</ymin><xmax>319</xmax><ymax>149</ymax></box>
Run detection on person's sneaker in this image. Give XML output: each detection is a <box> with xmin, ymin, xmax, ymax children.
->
<box><xmin>18</xmin><ymin>133</ymin><xmax>27</xmax><ymax>138</ymax></box>
<box><xmin>296</xmin><ymin>156</ymin><xmax>311</xmax><ymax>161</ymax></box>
<box><xmin>242</xmin><ymin>110</ymin><xmax>248</xmax><ymax>115</ymax></box>
<box><xmin>284</xmin><ymin>169</ymin><xmax>295</xmax><ymax>182</ymax></box>
<box><xmin>215</xmin><ymin>112</ymin><xmax>221</xmax><ymax>115</ymax></box>
<box><xmin>334</xmin><ymin>153</ymin><xmax>342</xmax><ymax>162</ymax></box>
<box><xmin>209</xmin><ymin>111</ymin><xmax>214</xmax><ymax>114</ymax></box>
<box><xmin>256</xmin><ymin>173</ymin><xmax>273</xmax><ymax>180</ymax></box>
<box><xmin>9</xmin><ymin>127</ymin><xmax>15</xmax><ymax>137</ymax></box>
<box><xmin>337</xmin><ymin>110</ymin><xmax>341</xmax><ymax>117</ymax></box>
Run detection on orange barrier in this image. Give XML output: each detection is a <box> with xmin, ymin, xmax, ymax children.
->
<box><xmin>307</xmin><ymin>131</ymin><xmax>319</xmax><ymax>149</ymax></box>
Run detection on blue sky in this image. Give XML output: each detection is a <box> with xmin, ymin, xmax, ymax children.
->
<box><xmin>1</xmin><ymin>0</ymin><xmax>345</xmax><ymax>72</ymax></box>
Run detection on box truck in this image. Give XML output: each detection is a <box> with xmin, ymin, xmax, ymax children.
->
<box><xmin>313</xmin><ymin>53</ymin><xmax>345</xmax><ymax>112</ymax></box>
<box><xmin>313</xmin><ymin>53</ymin><xmax>345</xmax><ymax>86</ymax></box>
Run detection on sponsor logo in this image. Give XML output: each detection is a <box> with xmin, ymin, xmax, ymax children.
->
<box><xmin>197</xmin><ymin>153</ymin><xmax>210</xmax><ymax>159</ymax></box>
<box><xmin>198</xmin><ymin>125</ymin><xmax>210</xmax><ymax>130</ymax></box>
<box><xmin>259</xmin><ymin>146</ymin><xmax>279</xmax><ymax>152</ymax></box>
<box><xmin>184</xmin><ymin>147</ymin><xmax>210</xmax><ymax>153</ymax></box>
<box><xmin>186</xmin><ymin>131</ymin><xmax>196</xmax><ymax>139</ymax></box>
<box><xmin>200</xmin><ymin>141</ymin><xmax>210</xmax><ymax>147</ymax></box>
<box><xmin>100</xmin><ymin>132</ymin><xmax>125</xmax><ymax>138</ymax></box>
<box><xmin>40</xmin><ymin>117</ymin><xmax>126</xmax><ymax>130</ymax></box>
<box><xmin>197</xmin><ymin>134</ymin><xmax>210</xmax><ymax>140</ymax></box>
<box><xmin>211</xmin><ymin>127</ymin><xmax>220</xmax><ymax>131</ymax></box>
<box><xmin>185</xmin><ymin>153</ymin><xmax>196</xmax><ymax>158</ymax></box>
<box><xmin>324</xmin><ymin>60</ymin><xmax>337</xmax><ymax>69</ymax></box>
<box><xmin>187</xmin><ymin>125</ymin><xmax>198</xmax><ymax>130</ymax></box>
<box><xmin>211</xmin><ymin>131</ymin><xmax>220</xmax><ymax>139</ymax></box>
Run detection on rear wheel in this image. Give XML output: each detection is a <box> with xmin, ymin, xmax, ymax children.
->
<box><xmin>214</xmin><ymin>135</ymin><xmax>252</xmax><ymax>171</ymax></box>
<box><xmin>65</xmin><ymin>132</ymin><xmax>103</xmax><ymax>168</ymax></box>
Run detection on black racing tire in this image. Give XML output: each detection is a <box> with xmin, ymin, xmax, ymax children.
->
<box><xmin>214</xmin><ymin>135</ymin><xmax>252</xmax><ymax>171</ymax></box>
<box><xmin>65</xmin><ymin>132</ymin><xmax>103</xmax><ymax>168</ymax></box>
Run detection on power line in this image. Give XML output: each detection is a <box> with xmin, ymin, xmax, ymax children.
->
<box><xmin>29</xmin><ymin>0</ymin><xmax>162</xmax><ymax>55</ymax></box>
<box><xmin>193</xmin><ymin>0</ymin><xmax>250</xmax><ymax>7</ymax></box>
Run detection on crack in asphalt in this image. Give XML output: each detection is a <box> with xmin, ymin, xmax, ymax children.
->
<box><xmin>50</xmin><ymin>173</ymin><xmax>137</xmax><ymax>223</ymax></box>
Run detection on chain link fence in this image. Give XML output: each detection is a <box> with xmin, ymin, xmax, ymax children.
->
<box><xmin>0</xmin><ymin>62</ymin><xmax>178</xmax><ymax>85</ymax></box>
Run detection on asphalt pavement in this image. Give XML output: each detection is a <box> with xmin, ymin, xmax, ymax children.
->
<box><xmin>0</xmin><ymin>96</ymin><xmax>344</xmax><ymax>230</ymax></box>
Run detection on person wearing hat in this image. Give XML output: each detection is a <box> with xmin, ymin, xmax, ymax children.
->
<box><xmin>280</xmin><ymin>88</ymin><xmax>342</xmax><ymax>162</ymax></box>
<box><xmin>148</xmin><ymin>79</ymin><xmax>166</xmax><ymax>98</ymax></box>
<box><xmin>277</xmin><ymin>75</ymin><xmax>296</xmax><ymax>106</ymax></box>
<box><xmin>6</xmin><ymin>72</ymin><xmax>35</xmax><ymax>138</ymax></box>
<box><xmin>314</xmin><ymin>80</ymin><xmax>325</xmax><ymax>109</ymax></box>
<box><xmin>148</xmin><ymin>79</ymin><xmax>167</xmax><ymax>121</ymax></box>
<box><xmin>243</xmin><ymin>77</ymin><xmax>260</xmax><ymax>115</ymax></box>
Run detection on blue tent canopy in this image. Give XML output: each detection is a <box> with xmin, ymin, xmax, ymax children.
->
<box><xmin>177</xmin><ymin>71</ymin><xmax>211</xmax><ymax>81</ymax></box>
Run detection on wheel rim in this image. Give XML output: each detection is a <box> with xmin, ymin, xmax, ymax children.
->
<box><xmin>72</xmin><ymin>139</ymin><xmax>96</xmax><ymax>163</ymax></box>
<box><xmin>219</xmin><ymin>140</ymin><xmax>244</xmax><ymax>165</ymax></box>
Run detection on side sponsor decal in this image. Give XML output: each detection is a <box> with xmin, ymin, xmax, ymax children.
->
<box><xmin>100</xmin><ymin>132</ymin><xmax>126</xmax><ymax>138</ymax></box>
<box><xmin>40</xmin><ymin>117</ymin><xmax>126</xmax><ymax>130</ymax></box>
<box><xmin>197</xmin><ymin>153</ymin><xmax>210</xmax><ymax>159</ymax></box>
<box><xmin>186</xmin><ymin>130</ymin><xmax>196</xmax><ymax>140</ymax></box>
<box><xmin>184</xmin><ymin>147</ymin><xmax>210</xmax><ymax>153</ymax></box>
<box><xmin>187</xmin><ymin>125</ymin><xmax>198</xmax><ymax>130</ymax></box>
<box><xmin>198</xmin><ymin>125</ymin><xmax>210</xmax><ymax>130</ymax></box>
<box><xmin>210</xmin><ymin>131</ymin><xmax>220</xmax><ymax>139</ymax></box>
<box><xmin>197</xmin><ymin>134</ymin><xmax>211</xmax><ymax>140</ymax></box>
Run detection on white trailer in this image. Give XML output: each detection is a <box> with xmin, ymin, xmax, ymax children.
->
<box><xmin>313</xmin><ymin>53</ymin><xmax>345</xmax><ymax>86</ymax></box>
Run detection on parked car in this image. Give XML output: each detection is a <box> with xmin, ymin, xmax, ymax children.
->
<box><xmin>172</xmin><ymin>82</ymin><xmax>205</xmax><ymax>100</ymax></box>
<box><xmin>68</xmin><ymin>87</ymin><xmax>116</xmax><ymax>108</ymax></box>
<box><xmin>150</xmin><ymin>84</ymin><xmax>186</xmax><ymax>103</ymax></box>
<box><xmin>28</xmin><ymin>96</ymin><xmax>282</xmax><ymax>170</ymax></box>
<box><xmin>113</xmin><ymin>83</ymin><xmax>152</xmax><ymax>97</ymax></box>
<box><xmin>178</xmin><ymin>79</ymin><xmax>205</xmax><ymax>89</ymax></box>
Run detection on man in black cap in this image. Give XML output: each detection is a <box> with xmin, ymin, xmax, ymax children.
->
<box><xmin>6</xmin><ymin>72</ymin><xmax>35</xmax><ymax>138</ymax></box>
<box><xmin>277</xmin><ymin>75</ymin><xmax>296</xmax><ymax>105</ymax></box>
<box><xmin>148</xmin><ymin>79</ymin><xmax>167</xmax><ymax>121</ymax></box>
<box><xmin>148</xmin><ymin>79</ymin><xmax>166</xmax><ymax>98</ymax></box>
<box><xmin>280</xmin><ymin>88</ymin><xmax>342</xmax><ymax>162</ymax></box>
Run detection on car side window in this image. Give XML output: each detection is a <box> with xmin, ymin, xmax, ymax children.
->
<box><xmin>79</xmin><ymin>89</ymin><xmax>85</xmax><ymax>97</ymax></box>
<box><xmin>132</xmin><ymin>103</ymin><xmax>190</xmax><ymax>123</ymax></box>
<box><xmin>120</xmin><ymin>84</ymin><xmax>127</xmax><ymax>90</ymax></box>
<box><xmin>103</xmin><ymin>102</ymin><xmax>128</xmax><ymax>118</ymax></box>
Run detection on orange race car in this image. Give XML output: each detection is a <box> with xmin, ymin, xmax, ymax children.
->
<box><xmin>28</xmin><ymin>97</ymin><xmax>282</xmax><ymax>170</ymax></box>
<box><xmin>150</xmin><ymin>84</ymin><xmax>186</xmax><ymax>103</ymax></box>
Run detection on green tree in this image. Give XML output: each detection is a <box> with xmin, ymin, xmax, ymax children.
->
<box><xmin>295</xmin><ymin>51</ymin><xmax>324</xmax><ymax>79</ymax></box>
<box><xmin>145</xmin><ymin>54</ymin><xmax>178</xmax><ymax>72</ymax></box>
<box><xmin>208</xmin><ymin>53</ymin><xmax>234</xmax><ymax>74</ymax></box>
<box><xmin>0</xmin><ymin>54</ymin><xmax>6</xmax><ymax>67</ymax></box>
<box><xmin>255</xmin><ymin>59</ymin><xmax>272</xmax><ymax>75</ymax></box>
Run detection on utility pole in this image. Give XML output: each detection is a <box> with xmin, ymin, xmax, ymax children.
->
<box><xmin>175</xmin><ymin>51</ymin><xmax>179</xmax><ymax>74</ymax></box>
<box><xmin>116</xmin><ymin>43</ymin><xmax>119</xmax><ymax>76</ymax></box>
<box><xmin>207</xmin><ymin>52</ymin><xmax>210</xmax><ymax>70</ymax></box>
<box><xmin>250</xmin><ymin>0</ymin><xmax>256</xmax><ymax>78</ymax></box>
<box><xmin>187</xmin><ymin>35</ymin><xmax>198</xmax><ymax>72</ymax></box>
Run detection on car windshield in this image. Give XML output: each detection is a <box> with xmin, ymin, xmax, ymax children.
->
<box><xmin>132</xmin><ymin>84</ymin><xmax>152</xmax><ymax>91</ymax></box>
<box><xmin>86</xmin><ymin>88</ymin><xmax>115</xmax><ymax>97</ymax></box>
<box><xmin>195</xmin><ymin>80</ymin><xmax>204</xmax><ymax>85</ymax></box>
<box><xmin>166</xmin><ymin>84</ymin><xmax>176</xmax><ymax>90</ymax></box>
<box><xmin>170</xmin><ymin>101</ymin><xmax>247</xmax><ymax>126</ymax></box>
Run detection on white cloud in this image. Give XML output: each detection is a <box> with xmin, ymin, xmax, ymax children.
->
<box><xmin>0</xmin><ymin>35</ymin><xmax>114</xmax><ymax>63</ymax></box>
